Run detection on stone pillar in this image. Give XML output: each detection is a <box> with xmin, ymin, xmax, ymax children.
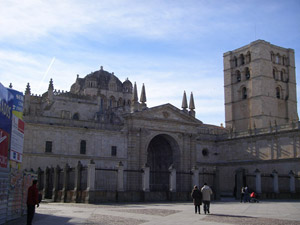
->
<box><xmin>61</xmin><ymin>163</ymin><xmax>70</xmax><ymax>202</ymax></box>
<box><xmin>85</xmin><ymin>160</ymin><xmax>96</xmax><ymax>203</ymax></box>
<box><xmin>37</xmin><ymin>167</ymin><xmax>43</xmax><ymax>191</ymax></box>
<box><xmin>142</xmin><ymin>164</ymin><xmax>150</xmax><ymax>192</ymax></box>
<box><xmin>43</xmin><ymin>167</ymin><xmax>49</xmax><ymax>199</ymax></box>
<box><xmin>289</xmin><ymin>170</ymin><xmax>296</xmax><ymax>193</ymax></box>
<box><xmin>73</xmin><ymin>161</ymin><xmax>82</xmax><ymax>202</ymax></box>
<box><xmin>191</xmin><ymin>166</ymin><xmax>199</xmax><ymax>189</ymax></box>
<box><xmin>213</xmin><ymin>166</ymin><xmax>220</xmax><ymax>200</ymax></box>
<box><xmin>255</xmin><ymin>169</ymin><xmax>262</xmax><ymax>194</ymax></box>
<box><xmin>169</xmin><ymin>164</ymin><xmax>176</xmax><ymax>192</ymax></box>
<box><xmin>52</xmin><ymin>165</ymin><xmax>60</xmax><ymax>202</ymax></box>
<box><xmin>272</xmin><ymin>170</ymin><xmax>279</xmax><ymax>194</ymax></box>
<box><xmin>117</xmin><ymin>161</ymin><xmax>124</xmax><ymax>192</ymax></box>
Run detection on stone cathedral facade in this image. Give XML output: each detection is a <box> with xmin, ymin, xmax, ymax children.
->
<box><xmin>21</xmin><ymin>40</ymin><xmax>300</xmax><ymax>202</ymax></box>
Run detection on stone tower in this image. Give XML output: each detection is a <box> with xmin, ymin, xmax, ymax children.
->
<box><xmin>224</xmin><ymin>40</ymin><xmax>298</xmax><ymax>131</ymax></box>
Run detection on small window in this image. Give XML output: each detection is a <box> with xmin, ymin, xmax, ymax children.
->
<box><xmin>233</xmin><ymin>56</ymin><xmax>238</xmax><ymax>67</ymax></box>
<box><xmin>111</xmin><ymin>146</ymin><xmax>117</xmax><ymax>156</ymax></box>
<box><xmin>276</xmin><ymin>87</ymin><xmax>281</xmax><ymax>99</ymax></box>
<box><xmin>275</xmin><ymin>55</ymin><xmax>280</xmax><ymax>64</ymax></box>
<box><xmin>242</xmin><ymin>87</ymin><xmax>247</xmax><ymax>99</ymax></box>
<box><xmin>45</xmin><ymin>141</ymin><xmax>52</xmax><ymax>153</ymax></box>
<box><xmin>236</xmin><ymin>71</ymin><xmax>241</xmax><ymax>82</ymax></box>
<box><xmin>273</xmin><ymin>68</ymin><xmax>277</xmax><ymax>80</ymax></box>
<box><xmin>245</xmin><ymin>67</ymin><xmax>250</xmax><ymax>80</ymax></box>
<box><xmin>73</xmin><ymin>113</ymin><xmax>79</xmax><ymax>120</ymax></box>
<box><xmin>80</xmin><ymin>140</ymin><xmax>86</xmax><ymax>154</ymax></box>
<box><xmin>202</xmin><ymin>148</ymin><xmax>209</xmax><ymax>157</ymax></box>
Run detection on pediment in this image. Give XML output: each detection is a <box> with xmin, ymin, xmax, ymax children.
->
<box><xmin>126</xmin><ymin>103</ymin><xmax>203</xmax><ymax>125</ymax></box>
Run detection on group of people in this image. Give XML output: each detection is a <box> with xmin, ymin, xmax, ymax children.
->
<box><xmin>191</xmin><ymin>183</ymin><xmax>213</xmax><ymax>214</ymax></box>
<box><xmin>241</xmin><ymin>186</ymin><xmax>259</xmax><ymax>203</ymax></box>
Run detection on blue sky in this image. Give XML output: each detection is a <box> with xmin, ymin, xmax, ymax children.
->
<box><xmin>1</xmin><ymin>0</ymin><xmax>300</xmax><ymax>126</ymax></box>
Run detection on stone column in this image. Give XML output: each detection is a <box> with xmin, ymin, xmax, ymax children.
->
<box><xmin>272</xmin><ymin>170</ymin><xmax>279</xmax><ymax>194</ymax></box>
<box><xmin>213</xmin><ymin>166</ymin><xmax>220</xmax><ymax>200</ymax></box>
<box><xmin>73</xmin><ymin>161</ymin><xmax>82</xmax><ymax>202</ymax></box>
<box><xmin>169</xmin><ymin>164</ymin><xmax>176</xmax><ymax>192</ymax></box>
<box><xmin>85</xmin><ymin>160</ymin><xmax>96</xmax><ymax>203</ymax></box>
<box><xmin>117</xmin><ymin>161</ymin><xmax>124</xmax><ymax>192</ymax></box>
<box><xmin>61</xmin><ymin>163</ymin><xmax>70</xmax><ymax>202</ymax></box>
<box><xmin>191</xmin><ymin>166</ymin><xmax>199</xmax><ymax>189</ymax></box>
<box><xmin>37</xmin><ymin>167</ymin><xmax>43</xmax><ymax>191</ymax></box>
<box><xmin>289</xmin><ymin>170</ymin><xmax>296</xmax><ymax>193</ymax></box>
<box><xmin>43</xmin><ymin>167</ymin><xmax>49</xmax><ymax>199</ymax></box>
<box><xmin>52</xmin><ymin>165</ymin><xmax>60</xmax><ymax>202</ymax></box>
<box><xmin>255</xmin><ymin>169</ymin><xmax>262</xmax><ymax>194</ymax></box>
<box><xmin>142</xmin><ymin>164</ymin><xmax>150</xmax><ymax>192</ymax></box>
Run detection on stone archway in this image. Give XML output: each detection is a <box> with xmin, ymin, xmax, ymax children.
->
<box><xmin>146</xmin><ymin>134</ymin><xmax>179</xmax><ymax>191</ymax></box>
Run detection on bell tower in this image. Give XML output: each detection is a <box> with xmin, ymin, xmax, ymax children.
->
<box><xmin>224</xmin><ymin>40</ymin><xmax>298</xmax><ymax>131</ymax></box>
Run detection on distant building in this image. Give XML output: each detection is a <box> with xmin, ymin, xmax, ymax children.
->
<box><xmin>22</xmin><ymin>40</ymin><xmax>300</xmax><ymax>202</ymax></box>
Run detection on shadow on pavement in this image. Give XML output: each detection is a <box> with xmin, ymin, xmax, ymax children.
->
<box><xmin>4</xmin><ymin>213</ymin><xmax>73</xmax><ymax>225</ymax></box>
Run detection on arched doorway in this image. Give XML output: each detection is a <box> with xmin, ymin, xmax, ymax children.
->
<box><xmin>147</xmin><ymin>134</ymin><xmax>179</xmax><ymax>191</ymax></box>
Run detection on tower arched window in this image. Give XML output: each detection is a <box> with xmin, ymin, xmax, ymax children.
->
<box><xmin>271</xmin><ymin>52</ymin><xmax>274</xmax><ymax>62</ymax></box>
<box><xmin>233</xmin><ymin>56</ymin><xmax>238</xmax><ymax>67</ymax></box>
<box><xmin>242</xmin><ymin>87</ymin><xmax>247</xmax><ymax>99</ymax></box>
<box><xmin>276</xmin><ymin>87</ymin><xmax>281</xmax><ymax>99</ymax></box>
<box><xmin>280</xmin><ymin>71</ymin><xmax>284</xmax><ymax>81</ymax></box>
<box><xmin>240</xmin><ymin>54</ymin><xmax>245</xmax><ymax>65</ymax></box>
<box><xmin>275</xmin><ymin>54</ymin><xmax>280</xmax><ymax>64</ymax></box>
<box><xmin>245</xmin><ymin>67</ymin><xmax>250</xmax><ymax>80</ymax></box>
<box><xmin>236</xmin><ymin>70</ymin><xmax>241</xmax><ymax>82</ymax></box>
<box><xmin>273</xmin><ymin>68</ymin><xmax>278</xmax><ymax>80</ymax></box>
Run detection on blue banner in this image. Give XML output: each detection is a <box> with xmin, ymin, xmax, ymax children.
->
<box><xmin>0</xmin><ymin>82</ymin><xmax>13</xmax><ymax>134</ymax></box>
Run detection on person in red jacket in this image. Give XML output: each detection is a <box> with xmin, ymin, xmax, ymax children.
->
<box><xmin>27</xmin><ymin>180</ymin><xmax>39</xmax><ymax>225</ymax></box>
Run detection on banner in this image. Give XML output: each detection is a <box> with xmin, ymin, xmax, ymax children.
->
<box><xmin>7</xmin><ymin>89</ymin><xmax>24</xmax><ymax>163</ymax></box>
<box><xmin>0</xmin><ymin>82</ymin><xmax>13</xmax><ymax>168</ymax></box>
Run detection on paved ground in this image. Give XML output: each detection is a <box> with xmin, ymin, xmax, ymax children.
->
<box><xmin>5</xmin><ymin>200</ymin><xmax>300</xmax><ymax>225</ymax></box>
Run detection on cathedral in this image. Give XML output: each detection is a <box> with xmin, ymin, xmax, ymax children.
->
<box><xmin>22</xmin><ymin>40</ymin><xmax>300</xmax><ymax>202</ymax></box>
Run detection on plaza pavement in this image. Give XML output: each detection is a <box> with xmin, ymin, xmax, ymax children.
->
<box><xmin>5</xmin><ymin>199</ymin><xmax>300</xmax><ymax>225</ymax></box>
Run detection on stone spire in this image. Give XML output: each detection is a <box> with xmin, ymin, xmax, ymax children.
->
<box><xmin>131</xmin><ymin>82</ymin><xmax>139</xmax><ymax>112</ymax></box>
<box><xmin>140</xmin><ymin>83</ymin><xmax>147</xmax><ymax>109</ymax></box>
<box><xmin>48</xmin><ymin>78</ymin><xmax>54</xmax><ymax>101</ymax></box>
<box><xmin>25</xmin><ymin>83</ymin><xmax>31</xmax><ymax>95</ymax></box>
<box><xmin>181</xmin><ymin>91</ymin><xmax>188</xmax><ymax>111</ymax></box>
<box><xmin>48</xmin><ymin>78</ymin><xmax>54</xmax><ymax>91</ymax></box>
<box><xmin>189</xmin><ymin>92</ymin><xmax>195</xmax><ymax>117</ymax></box>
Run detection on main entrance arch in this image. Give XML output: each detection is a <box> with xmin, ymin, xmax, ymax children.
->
<box><xmin>146</xmin><ymin>134</ymin><xmax>179</xmax><ymax>191</ymax></box>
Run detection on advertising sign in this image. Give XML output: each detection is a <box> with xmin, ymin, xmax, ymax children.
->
<box><xmin>7</xmin><ymin>89</ymin><xmax>24</xmax><ymax>163</ymax></box>
<box><xmin>0</xmin><ymin>82</ymin><xmax>13</xmax><ymax>168</ymax></box>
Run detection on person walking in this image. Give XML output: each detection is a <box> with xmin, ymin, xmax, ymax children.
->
<box><xmin>201</xmin><ymin>183</ymin><xmax>213</xmax><ymax>214</ymax></box>
<box><xmin>240</xmin><ymin>186</ymin><xmax>245</xmax><ymax>203</ymax></box>
<box><xmin>27</xmin><ymin>180</ymin><xmax>39</xmax><ymax>225</ymax></box>
<box><xmin>191</xmin><ymin>185</ymin><xmax>202</xmax><ymax>214</ymax></box>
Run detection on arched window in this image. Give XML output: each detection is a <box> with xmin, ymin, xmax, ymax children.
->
<box><xmin>282</xmin><ymin>56</ymin><xmax>286</xmax><ymax>65</ymax></box>
<box><xmin>240</xmin><ymin>54</ymin><xmax>245</xmax><ymax>65</ymax></box>
<box><xmin>275</xmin><ymin>54</ymin><xmax>280</xmax><ymax>64</ymax></box>
<box><xmin>80</xmin><ymin>140</ymin><xmax>86</xmax><ymax>154</ymax></box>
<box><xmin>242</xmin><ymin>87</ymin><xmax>247</xmax><ymax>99</ymax></box>
<box><xmin>273</xmin><ymin>68</ymin><xmax>277</xmax><ymax>80</ymax></box>
<box><xmin>233</xmin><ymin>56</ymin><xmax>238</xmax><ymax>67</ymax></box>
<box><xmin>280</xmin><ymin>71</ymin><xmax>284</xmax><ymax>81</ymax></box>
<box><xmin>276</xmin><ymin>87</ymin><xmax>281</xmax><ymax>99</ymax></box>
<box><xmin>245</xmin><ymin>67</ymin><xmax>250</xmax><ymax>80</ymax></box>
<box><xmin>271</xmin><ymin>52</ymin><xmax>275</xmax><ymax>63</ymax></box>
<box><xmin>73</xmin><ymin>113</ymin><xmax>79</xmax><ymax>120</ymax></box>
<box><xmin>236</xmin><ymin>70</ymin><xmax>241</xmax><ymax>82</ymax></box>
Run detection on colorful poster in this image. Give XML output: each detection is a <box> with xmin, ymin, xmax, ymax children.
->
<box><xmin>0</xmin><ymin>82</ymin><xmax>13</xmax><ymax>168</ymax></box>
<box><xmin>7</xmin><ymin>88</ymin><xmax>24</xmax><ymax>163</ymax></box>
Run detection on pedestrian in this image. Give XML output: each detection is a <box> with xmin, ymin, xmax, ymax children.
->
<box><xmin>27</xmin><ymin>180</ymin><xmax>39</xmax><ymax>225</ymax></box>
<box><xmin>243</xmin><ymin>185</ymin><xmax>250</xmax><ymax>203</ymax></box>
<box><xmin>240</xmin><ymin>186</ymin><xmax>245</xmax><ymax>203</ymax></box>
<box><xmin>191</xmin><ymin>185</ymin><xmax>202</xmax><ymax>214</ymax></box>
<box><xmin>201</xmin><ymin>183</ymin><xmax>213</xmax><ymax>214</ymax></box>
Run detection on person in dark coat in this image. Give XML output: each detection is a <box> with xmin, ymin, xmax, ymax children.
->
<box><xmin>191</xmin><ymin>185</ymin><xmax>202</xmax><ymax>214</ymax></box>
<box><xmin>27</xmin><ymin>180</ymin><xmax>39</xmax><ymax>225</ymax></box>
